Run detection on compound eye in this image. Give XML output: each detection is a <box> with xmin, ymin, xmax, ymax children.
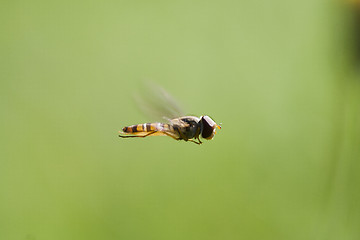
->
<box><xmin>201</xmin><ymin>116</ymin><xmax>216</xmax><ymax>139</ymax></box>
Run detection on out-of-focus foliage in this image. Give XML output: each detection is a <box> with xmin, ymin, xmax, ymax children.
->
<box><xmin>1</xmin><ymin>1</ymin><xmax>359</xmax><ymax>240</ymax></box>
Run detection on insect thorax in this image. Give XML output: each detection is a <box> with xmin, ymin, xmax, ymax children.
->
<box><xmin>174</xmin><ymin>116</ymin><xmax>202</xmax><ymax>140</ymax></box>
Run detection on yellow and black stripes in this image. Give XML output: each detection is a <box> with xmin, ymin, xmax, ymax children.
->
<box><xmin>122</xmin><ymin>123</ymin><xmax>173</xmax><ymax>133</ymax></box>
<box><xmin>119</xmin><ymin>122</ymin><xmax>183</xmax><ymax>140</ymax></box>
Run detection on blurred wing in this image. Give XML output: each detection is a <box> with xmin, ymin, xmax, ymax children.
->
<box><xmin>134</xmin><ymin>82</ymin><xmax>185</xmax><ymax>122</ymax></box>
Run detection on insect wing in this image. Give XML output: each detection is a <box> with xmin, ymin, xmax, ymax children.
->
<box><xmin>134</xmin><ymin>82</ymin><xmax>185</xmax><ymax>122</ymax></box>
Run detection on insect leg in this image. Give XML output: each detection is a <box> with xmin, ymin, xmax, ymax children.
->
<box><xmin>188</xmin><ymin>139</ymin><xmax>202</xmax><ymax>145</ymax></box>
<box><xmin>162</xmin><ymin>131</ymin><xmax>181</xmax><ymax>141</ymax></box>
<box><xmin>119</xmin><ymin>131</ymin><xmax>157</xmax><ymax>138</ymax></box>
<box><xmin>175</xmin><ymin>129</ymin><xmax>188</xmax><ymax>141</ymax></box>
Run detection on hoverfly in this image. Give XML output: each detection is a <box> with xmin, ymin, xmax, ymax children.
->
<box><xmin>118</xmin><ymin>84</ymin><xmax>221</xmax><ymax>145</ymax></box>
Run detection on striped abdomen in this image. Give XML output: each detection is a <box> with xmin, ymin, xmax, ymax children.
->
<box><xmin>122</xmin><ymin>123</ymin><xmax>173</xmax><ymax>134</ymax></box>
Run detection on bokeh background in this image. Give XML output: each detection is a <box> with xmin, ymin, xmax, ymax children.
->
<box><xmin>1</xmin><ymin>1</ymin><xmax>360</xmax><ymax>239</ymax></box>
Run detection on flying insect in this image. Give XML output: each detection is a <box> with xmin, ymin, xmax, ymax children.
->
<box><xmin>118</xmin><ymin>85</ymin><xmax>221</xmax><ymax>145</ymax></box>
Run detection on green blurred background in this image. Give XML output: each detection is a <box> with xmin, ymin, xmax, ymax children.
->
<box><xmin>1</xmin><ymin>0</ymin><xmax>360</xmax><ymax>239</ymax></box>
